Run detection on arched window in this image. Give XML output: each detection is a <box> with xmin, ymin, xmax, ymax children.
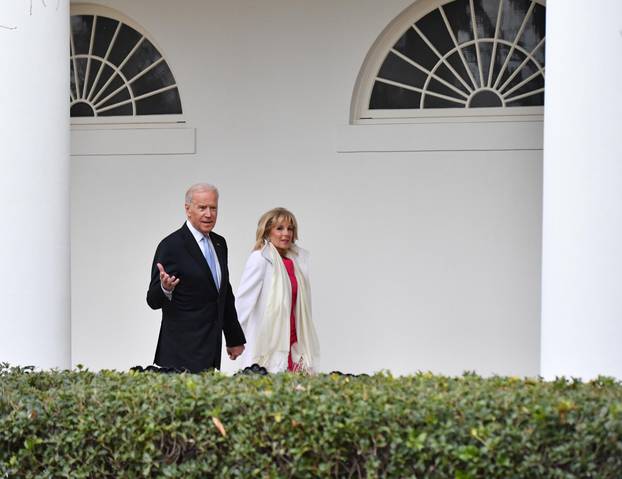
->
<box><xmin>351</xmin><ymin>0</ymin><xmax>545</xmax><ymax>122</ymax></box>
<box><xmin>70</xmin><ymin>5</ymin><xmax>182</xmax><ymax>119</ymax></box>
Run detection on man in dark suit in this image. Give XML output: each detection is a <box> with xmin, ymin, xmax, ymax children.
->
<box><xmin>147</xmin><ymin>183</ymin><xmax>245</xmax><ymax>372</ymax></box>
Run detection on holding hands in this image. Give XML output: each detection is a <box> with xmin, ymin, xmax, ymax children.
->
<box><xmin>227</xmin><ymin>345</ymin><xmax>245</xmax><ymax>360</ymax></box>
<box><xmin>157</xmin><ymin>263</ymin><xmax>180</xmax><ymax>292</ymax></box>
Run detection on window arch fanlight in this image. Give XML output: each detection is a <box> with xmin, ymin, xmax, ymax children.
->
<box><xmin>351</xmin><ymin>0</ymin><xmax>546</xmax><ymax>122</ymax></box>
<box><xmin>70</xmin><ymin>5</ymin><xmax>182</xmax><ymax>119</ymax></box>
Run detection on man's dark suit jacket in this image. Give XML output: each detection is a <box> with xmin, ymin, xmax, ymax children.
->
<box><xmin>147</xmin><ymin>223</ymin><xmax>245</xmax><ymax>372</ymax></box>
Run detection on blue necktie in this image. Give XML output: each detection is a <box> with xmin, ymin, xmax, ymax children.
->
<box><xmin>202</xmin><ymin>236</ymin><xmax>220</xmax><ymax>289</ymax></box>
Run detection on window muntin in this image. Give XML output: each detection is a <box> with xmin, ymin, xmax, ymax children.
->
<box><xmin>354</xmin><ymin>0</ymin><xmax>545</xmax><ymax>121</ymax></box>
<box><xmin>70</xmin><ymin>13</ymin><xmax>182</xmax><ymax>118</ymax></box>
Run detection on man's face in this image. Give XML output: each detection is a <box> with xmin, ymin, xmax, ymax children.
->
<box><xmin>185</xmin><ymin>190</ymin><xmax>218</xmax><ymax>235</ymax></box>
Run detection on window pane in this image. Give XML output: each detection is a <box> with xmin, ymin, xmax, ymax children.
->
<box><xmin>424</xmin><ymin>94</ymin><xmax>463</xmax><ymax>108</ymax></box>
<box><xmin>98</xmin><ymin>87</ymin><xmax>132</xmax><ymax>112</ymax></box>
<box><xmin>368</xmin><ymin>0</ymin><xmax>545</xmax><ymax>112</ymax></box>
<box><xmin>75</xmin><ymin>58</ymin><xmax>88</xmax><ymax>95</ymax></box>
<box><xmin>71</xmin><ymin>101</ymin><xmax>95</xmax><ymax>117</ymax></box>
<box><xmin>442</xmin><ymin>0</ymin><xmax>474</xmax><ymax>45</ymax></box>
<box><xmin>121</xmin><ymin>38</ymin><xmax>162</xmax><ymax>80</ymax></box>
<box><xmin>377</xmin><ymin>52</ymin><xmax>427</xmax><ymax>90</ymax></box>
<box><xmin>473</xmin><ymin>0</ymin><xmax>501</xmax><ymax>39</ymax></box>
<box><xmin>131</xmin><ymin>61</ymin><xmax>176</xmax><ymax>97</ymax></box>
<box><xmin>477</xmin><ymin>41</ymin><xmax>494</xmax><ymax>83</ymax></box>
<box><xmin>71</xmin><ymin>15</ymin><xmax>93</xmax><ymax>55</ymax></box>
<box><xmin>98</xmin><ymin>103</ymin><xmax>133</xmax><ymax>116</ymax></box>
<box><xmin>70</xmin><ymin>13</ymin><xmax>183</xmax><ymax>118</ymax></box>
<box><xmin>460</xmin><ymin>44</ymin><xmax>481</xmax><ymax>87</ymax></box>
<box><xmin>506</xmin><ymin>91</ymin><xmax>543</xmax><ymax>107</ymax></box>
<box><xmin>95</xmin><ymin>72</ymin><xmax>125</xmax><ymax>104</ymax></box>
<box><xmin>426</xmin><ymin>78</ymin><xmax>465</xmax><ymax>102</ymax></box>
<box><xmin>505</xmin><ymin>73</ymin><xmax>543</xmax><ymax>99</ymax></box>
<box><xmin>370</xmin><ymin>82</ymin><xmax>421</xmax><ymax>110</ymax></box>
<box><xmin>498</xmin><ymin>0</ymin><xmax>531</xmax><ymax>44</ymax></box>
<box><xmin>136</xmin><ymin>88</ymin><xmax>182</xmax><ymax>115</ymax></box>
<box><xmin>93</xmin><ymin>17</ymin><xmax>119</xmax><ymax>59</ymax></box>
<box><xmin>489</xmin><ymin>43</ymin><xmax>511</xmax><ymax>85</ymax></box>
<box><xmin>445</xmin><ymin>53</ymin><xmax>476</xmax><ymax>91</ymax></box>
<box><xmin>518</xmin><ymin>3</ymin><xmax>546</xmax><ymax>51</ymax></box>
<box><xmin>470</xmin><ymin>90</ymin><xmax>503</xmax><ymax>107</ymax></box>
<box><xmin>416</xmin><ymin>9</ymin><xmax>454</xmax><ymax>55</ymax></box>
<box><xmin>394</xmin><ymin>28</ymin><xmax>439</xmax><ymax>72</ymax></box>
<box><xmin>108</xmin><ymin>24</ymin><xmax>142</xmax><ymax>67</ymax></box>
<box><xmin>497</xmin><ymin>49</ymin><xmax>529</xmax><ymax>89</ymax></box>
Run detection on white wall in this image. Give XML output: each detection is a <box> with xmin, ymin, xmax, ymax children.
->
<box><xmin>70</xmin><ymin>0</ymin><xmax>542</xmax><ymax>376</ymax></box>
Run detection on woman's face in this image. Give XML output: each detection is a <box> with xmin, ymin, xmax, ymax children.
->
<box><xmin>268</xmin><ymin>219</ymin><xmax>294</xmax><ymax>254</ymax></box>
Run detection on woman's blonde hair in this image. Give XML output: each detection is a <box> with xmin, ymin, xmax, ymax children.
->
<box><xmin>254</xmin><ymin>207</ymin><xmax>299</xmax><ymax>251</ymax></box>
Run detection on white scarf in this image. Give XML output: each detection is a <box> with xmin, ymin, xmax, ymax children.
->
<box><xmin>253</xmin><ymin>242</ymin><xmax>320</xmax><ymax>372</ymax></box>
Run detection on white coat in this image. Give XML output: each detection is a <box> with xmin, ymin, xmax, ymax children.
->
<box><xmin>235</xmin><ymin>243</ymin><xmax>311</xmax><ymax>372</ymax></box>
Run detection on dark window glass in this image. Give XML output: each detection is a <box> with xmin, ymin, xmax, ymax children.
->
<box><xmin>498</xmin><ymin>0</ymin><xmax>531</xmax><ymax>44</ymax></box>
<box><xmin>71</xmin><ymin>101</ymin><xmax>95</xmax><ymax>117</ymax></box>
<box><xmin>131</xmin><ymin>61</ymin><xmax>176</xmax><ymax>97</ymax></box>
<box><xmin>506</xmin><ymin>91</ymin><xmax>543</xmax><ymax>107</ymax></box>
<box><xmin>518</xmin><ymin>3</ymin><xmax>545</xmax><ymax>51</ymax></box>
<box><xmin>74</xmin><ymin>58</ymin><xmax>88</xmax><ymax>96</ymax></box>
<box><xmin>70</xmin><ymin>14</ymin><xmax>182</xmax><ymax>117</ymax></box>
<box><xmin>424</xmin><ymin>95</ymin><xmax>462</xmax><ymax>108</ymax></box>
<box><xmin>136</xmin><ymin>88</ymin><xmax>182</xmax><ymax>115</ymax></box>
<box><xmin>442</xmin><ymin>0</ymin><xmax>473</xmax><ymax>44</ymax></box>
<box><xmin>71</xmin><ymin>15</ymin><xmax>93</xmax><ymax>55</ymax></box>
<box><xmin>69</xmin><ymin>59</ymin><xmax>77</xmax><ymax>98</ymax></box>
<box><xmin>368</xmin><ymin>0</ymin><xmax>545</xmax><ymax>112</ymax></box>
<box><xmin>477</xmin><ymin>41</ymin><xmax>494</xmax><ymax>83</ymax></box>
<box><xmin>377</xmin><ymin>52</ymin><xmax>427</xmax><ymax>90</ymax></box>
<box><xmin>90</xmin><ymin>63</ymin><xmax>116</xmax><ymax>101</ymax></box>
<box><xmin>533</xmin><ymin>41</ymin><xmax>544</xmax><ymax>65</ymax></box>
<box><xmin>108</xmin><ymin>24</ymin><xmax>142</xmax><ymax>67</ymax></box>
<box><xmin>416</xmin><ymin>9</ymin><xmax>454</xmax><ymax>55</ymax></box>
<box><xmin>84</xmin><ymin>59</ymin><xmax>103</xmax><ymax>97</ymax></box>
<box><xmin>473</xmin><ymin>0</ymin><xmax>501</xmax><ymax>39</ymax></box>
<box><xmin>505</xmin><ymin>74</ymin><xmax>543</xmax><ymax>99</ymax></box>
<box><xmin>445</xmin><ymin>52</ymin><xmax>476</xmax><ymax>91</ymax></box>
<box><xmin>92</xmin><ymin>17</ymin><xmax>119</xmax><ymax>58</ymax></box>
<box><xmin>98</xmin><ymin>103</ymin><xmax>133</xmax><ymax>116</ymax></box>
<box><xmin>469</xmin><ymin>90</ymin><xmax>503</xmax><ymax>107</ymax></box>
<box><xmin>393</xmin><ymin>28</ymin><xmax>439</xmax><ymax>72</ymax></box>
<box><xmin>426</xmin><ymin>78</ymin><xmax>465</xmax><ymax>103</ymax></box>
<box><xmin>98</xmin><ymin>88</ymin><xmax>132</xmax><ymax>112</ymax></box>
<box><xmin>497</xmin><ymin>50</ymin><xmax>530</xmax><ymax>90</ymax></box>
<box><xmin>489</xmin><ymin>43</ymin><xmax>511</xmax><ymax>86</ymax></box>
<box><xmin>95</xmin><ymin>72</ymin><xmax>125</xmax><ymax>105</ymax></box>
<box><xmin>121</xmin><ymin>38</ymin><xmax>162</xmax><ymax>80</ymax></box>
<box><xmin>460</xmin><ymin>44</ymin><xmax>481</xmax><ymax>86</ymax></box>
<box><xmin>370</xmin><ymin>82</ymin><xmax>421</xmax><ymax>110</ymax></box>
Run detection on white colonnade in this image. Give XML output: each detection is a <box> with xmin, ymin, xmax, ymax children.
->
<box><xmin>542</xmin><ymin>0</ymin><xmax>622</xmax><ymax>379</ymax></box>
<box><xmin>0</xmin><ymin>1</ymin><xmax>71</xmax><ymax>369</ymax></box>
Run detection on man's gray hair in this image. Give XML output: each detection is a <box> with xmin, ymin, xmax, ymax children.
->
<box><xmin>185</xmin><ymin>183</ymin><xmax>219</xmax><ymax>204</ymax></box>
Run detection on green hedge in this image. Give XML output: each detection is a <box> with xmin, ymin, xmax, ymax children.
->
<box><xmin>1</xmin><ymin>364</ymin><xmax>621</xmax><ymax>478</ymax></box>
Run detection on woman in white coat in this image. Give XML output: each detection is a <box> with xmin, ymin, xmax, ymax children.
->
<box><xmin>235</xmin><ymin>208</ymin><xmax>320</xmax><ymax>373</ymax></box>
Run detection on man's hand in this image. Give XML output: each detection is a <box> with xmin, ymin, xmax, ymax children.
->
<box><xmin>227</xmin><ymin>345</ymin><xmax>245</xmax><ymax>360</ymax></box>
<box><xmin>157</xmin><ymin>263</ymin><xmax>180</xmax><ymax>292</ymax></box>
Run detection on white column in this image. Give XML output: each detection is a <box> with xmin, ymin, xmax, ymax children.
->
<box><xmin>0</xmin><ymin>1</ymin><xmax>70</xmax><ymax>369</ymax></box>
<box><xmin>542</xmin><ymin>1</ymin><xmax>622</xmax><ymax>379</ymax></box>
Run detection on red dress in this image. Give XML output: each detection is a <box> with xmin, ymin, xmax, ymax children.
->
<box><xmin>282</xmin><ymin>256</ymin><xmax>299</xmax><ymax>371</ymax></box>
